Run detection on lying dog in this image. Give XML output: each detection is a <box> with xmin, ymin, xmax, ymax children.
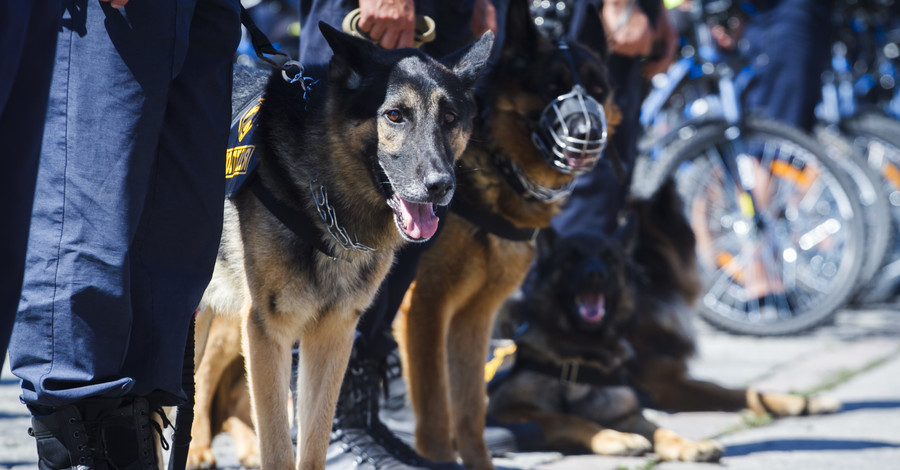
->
<box><xmin>486</xmin><ymin>180</ymin><xmax>840</xmax><ymax>461</ymax></box>
<box><xmin>393</xmin><ymin>1</ymin><xmax>617</xmax><ymax>468</ymax></box>
<box><xmin>192</xmin><ymin>24</ymin><xmax>492</xmax><ymax>470</ymax></box>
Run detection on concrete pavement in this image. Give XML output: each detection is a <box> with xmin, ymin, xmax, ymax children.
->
<box><xmin>2</xmin><ymin>305</ymin><xmax>899</xmax><ymax>470</ymax></box>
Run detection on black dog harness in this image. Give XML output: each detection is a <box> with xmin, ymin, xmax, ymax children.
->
<box><xmin>513</xmin><ymin>348</ymin><xmax>628</xmax><ymax>387</ymax></box>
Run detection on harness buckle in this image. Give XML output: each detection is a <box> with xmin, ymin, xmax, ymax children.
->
<box><xmin>560</xmin><ymin>360</ymin><xmax>580</xmax><ymax>384</ymax></box>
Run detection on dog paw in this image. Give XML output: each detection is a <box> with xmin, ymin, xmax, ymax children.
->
<box><xmin>237</xmin><ymin>451</ymin><xmax>261</xmax><ymax>469</ymax></box>
<box><xmin>654</xmin><ymin>428</ymin><xmax>723</xmax><ymax>462</ymax></box>
<box><xmin>186</xmin><ymin>446</ymin><xmax>217</xmax><ymax>470</ymax></box>
<box><xmin>747</xmin><ymin>388</ymin><xmax>842</xmax><ymax>417</ymax></box>
<box><xmin>590</xmin><ymin>429</ymin><xmax>652</xmax><ymax>456</ymax></box>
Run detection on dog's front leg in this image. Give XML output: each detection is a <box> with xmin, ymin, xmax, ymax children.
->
<box><xmin>295</xmin><ymin>312</ymin><xmax>358</xmax><ymax>470</ymax></box>
<box><xmin>447</xmin><ymin>305</ymin><xmax>498</xmax><ymax>470</ymax></box>
<box><xmin>243</xmin><ymin>307</ymin><xmax>295</xmax><ymax>470</ymax></box>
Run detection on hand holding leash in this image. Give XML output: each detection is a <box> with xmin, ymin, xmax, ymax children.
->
<box><xmin>343</xmin><ymin>6</ymin><xmax>435</xmax><ymax>49</ymax></box>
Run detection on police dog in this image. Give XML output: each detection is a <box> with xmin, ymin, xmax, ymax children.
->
<box><xmin>192</xmin><ymin>24</ymin><xmax>493</xmax><ymax>470</ymax></box>
<box><xmin>393</xmin><ymin>1</ymin><xmax>617</xmax><ymax>468</ymax></box>
<box><xmin>485</xmin><ymin>181</ymin><xmax>840</xmax><ymax>461</ymax></box>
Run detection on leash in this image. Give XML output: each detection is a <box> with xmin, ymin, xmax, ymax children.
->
<box><xmin>341</xmin><ymin>8</ymin><xmax>436</xmax><ymax>48</ymax></box>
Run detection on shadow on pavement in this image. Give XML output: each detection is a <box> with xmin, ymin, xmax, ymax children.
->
<box><xmin>725</xmin><ymin>438</ymin><xmax>900</xmax><ymax>457</ymax></box>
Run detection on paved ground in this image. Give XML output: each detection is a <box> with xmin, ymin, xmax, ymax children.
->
<box><xmin>2</xmin><ymin>305</ymin><xmax>899</xmax><ymax>470</ymax></box>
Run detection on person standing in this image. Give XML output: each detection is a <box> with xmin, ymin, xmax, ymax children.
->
<box><xmin>0</xmin><ymin>0</ymin><xmax>61</xmax><ymax>369</ymax></box>
<box><xmin>9</xmin><ymin>0</ymin><xmax>242</xmax><ymax>468</ymax></box>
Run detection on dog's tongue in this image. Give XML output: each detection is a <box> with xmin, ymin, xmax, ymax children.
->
<box><xmin>397</xmin><ymin>196</ymin><xmax>438</xmax><ymax>240</ymax></box>
<box><xmin>577</xmin><ymin>293</ymin><xmax>605</xmax><ymax>323</ymax></box>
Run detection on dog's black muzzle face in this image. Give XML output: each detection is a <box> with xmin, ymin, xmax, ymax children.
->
<box><xmin>564</xmin><ymin>252</ymin><xmax>616</xmax><ymax>332</ymax></box>
<box><xmin>532</xmin><ymin>84</ymin><xmax>608</xmax><ymax>175</ymax></box>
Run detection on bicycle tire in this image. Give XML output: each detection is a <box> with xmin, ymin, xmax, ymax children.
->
<box><xmin>842</xmin><ymin>111</ymin><xmax>900</xmax><ymax>303</ymax></box>
<box><xmin>815</xmin><ymin>125</ymin><xmax>893</xmax><ymax>291</ymax></box>
<box><xmin>658</xmin><ymin>117</ymin><xmax>866</xmax><ymax>336</ymax></box>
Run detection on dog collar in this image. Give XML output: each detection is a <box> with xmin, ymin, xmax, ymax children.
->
<box><xmin>490</xmin><ymin>150</ymin><xmax>575</xmax><ymax>203</ymax></box>
<box><xmin>514</xmin><ymin>349</ymin><xmax>627</xmax><ymax>387</ymax></box>
<box><xmin>247</xmin><ymin>176</ymin><xmax>373</xmax><ymax>261</ymax></box>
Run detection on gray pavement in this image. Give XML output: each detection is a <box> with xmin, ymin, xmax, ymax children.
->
<box><xmin>2</xmin><ymin>305</ymin><xmax>899</xmax><ymax>470</ymax></box>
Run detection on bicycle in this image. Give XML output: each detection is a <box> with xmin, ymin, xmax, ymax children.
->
<box><xmin>633</xmin><ymin>0</ymin><xmax>867</xmax><ymax>335</ymax></box>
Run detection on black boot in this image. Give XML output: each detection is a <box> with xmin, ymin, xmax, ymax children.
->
<box><xmin>29</xmin><ymin>397</ymin><xmax>166</xmax><ymax>470</ymax></box>
<box><xmin>326</xmin><ymin>347</ymin><xmax>463</xmax><ymax>470</ymax></box>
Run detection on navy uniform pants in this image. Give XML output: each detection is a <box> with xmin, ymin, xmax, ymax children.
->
<box><xmin>11</xmin><ymin>0</ymin><xmax>241</xmax><ymax>410</ymax></box>
<box><xmin>0</xmin><ymin>0</ymin><xmax>61</xmax><ymax>369</ymax></box>
<box><xmin>298</xmin><ymin>0</ymin><xmax>476</xmax><ymax>358</ymax></box>
<box><xmin>742</xmin><ymin>0</ymin><xmax>831</xmax><ymax>132</ymax></box>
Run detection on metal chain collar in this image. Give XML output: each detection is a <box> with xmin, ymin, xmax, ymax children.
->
<box><xmin>504</xmin><ymin>157</ymin><xmax>576</xmax><ymax>203</ymax></box>
<box><xmin>310</xmin><ymin>180</ymin><xmax>376</xmax><ymax>253</ymax></box>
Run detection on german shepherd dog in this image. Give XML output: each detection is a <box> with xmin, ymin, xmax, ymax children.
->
<box><xmin>393</xmin><ymin>1</ymin><xmax>617</xmax><ymax>468</ymax></box>
<box><xmin>190</xmin><ymin>23</ymin><xmax>493</xmax><ymax>470</ymax></box>
<box><xmin>485</xmin><ymin>181</ymin><xmax>841</xmax><ymax>461</ymax></box>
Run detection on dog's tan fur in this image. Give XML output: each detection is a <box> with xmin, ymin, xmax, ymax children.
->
<box><xmin>393</xmin><ymin>2</ymin><xmax>616</xmax><ymax>468</ymax></box>
<box><xmin>189</xmin><ymin>26</ymin><xmax>492</xmax><ymax>470</ymax></box>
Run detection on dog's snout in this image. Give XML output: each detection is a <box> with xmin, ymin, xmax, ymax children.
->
<box><xmin>564</xmin><ymin>114</ymin><xmax>603</xmax><ymax>143</ymax></box>
<box><xmin>424</xmin><ymin>172</ymin><xmax>454</xmax><ymax>200</ymax></box>
<box><xmin>584</xmin><ymin>259</ymin><xmax>608</xmax><ymax>284</ymax></box>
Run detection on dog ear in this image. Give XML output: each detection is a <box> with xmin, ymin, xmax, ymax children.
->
<box><xmin>442</xmin><ymin>30</ymin><xmax>494</xmax><ymax>88</ymax></box>
<box><xmin>319</xmin><ymin>21</ymin><xmax>378</xmax><ymax>90</ymax></box>
<box><xmin>500</xmin><ymin>0</ymin><xmax>543</xmax><ymax>69</ymax></box>
<box><xmin>571</xmin><ymin>4</ymin><xmax>608</xmax><ymax>62</ymax></box>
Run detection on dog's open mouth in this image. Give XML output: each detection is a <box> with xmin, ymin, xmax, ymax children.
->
<box><xmin>387</xmin><ymin>194</ymin><xmax>439</xmax><ymax>242</ymax></box>
<box><xmin>575</xmin><ymin>292</ymin><xmax>606</xmax><ymax>324</ymax></box>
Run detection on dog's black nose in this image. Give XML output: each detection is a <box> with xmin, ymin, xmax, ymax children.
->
<box><xmin>424</xmin><ymin>172</ymin><xmax>453</xmax><ymax>200</ymax></box>
<box><xmin>564</xmin><ymin>114</ymin><xmax>603</xmax><ymax>143</ymax></box>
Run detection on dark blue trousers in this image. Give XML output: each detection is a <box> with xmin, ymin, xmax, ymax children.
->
<box><xmin>742</xmin><ymin>0</ymin><xmax>831</xmax><ymax>131</ymax></box>
<box><xmin>11</xmin><ymin>0</ymin><xmax>241</xmax><ymax>409</ymax></box>
<box><xmin>0</xmin><ymin>0</ymin><xmax>61</xmax><ymax>369</ymax></box>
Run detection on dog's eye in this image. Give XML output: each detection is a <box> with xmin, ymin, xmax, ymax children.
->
<box><xmin>443</xmin><ymin>112</ymin><xmax>456</xmax><ymax>125</ymax></box>
<box><xmin>385</xmin><ymin>110</ymin><xmax>404</xmax><ymax>123</ymax></box>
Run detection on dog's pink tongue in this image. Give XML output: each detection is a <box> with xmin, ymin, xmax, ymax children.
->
<box><xmin>397</xmin><ymin>197</ymin><xmax>438</xmax><ymax>240</ymax></box>
<box><xmin>578</xmin><ymin>293</ymin><xmax>605</xmax><ymax>323</ymax></box>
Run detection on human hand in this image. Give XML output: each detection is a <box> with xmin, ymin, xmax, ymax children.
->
<box><xmin>643</xmin><ymin>4</ymin><xmax>678</xmax><ymax>78</ymax></box>
<box><xmin>358</xmin><ymin>0</ymin><xmax>416</xmax><ymax>50</ymax></box>
<box><xmin>709</xmin><ymin>15</ymin><xmax>744</xmax><ymax>51</ymax></box>
<box><xmin>471</xmin><ymin>0</ymin><xmax>498</xmax><ymax>37</ymax></box>
<box><xmin>100</xmin><ymin>0</ymin><xmax>128</xmax><ymax>9</ymax></box>
<box><xmin>602</xmin><ymin>0</ymin><xmax>654</xmax><ymax>57</ymax></box>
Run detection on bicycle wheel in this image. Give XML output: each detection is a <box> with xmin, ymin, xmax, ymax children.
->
<box><xmin>815</xmin><ymin>125</ymin><xmax>893</xmax><ymax>291</ymax></box>
<box><xmin>842</xmin><ymin>112</ymin><xmax>900</xmax><ymax>303</ymax></box>
<box><xmin>660</xmin><ymin>117</ymin><xmax>866</xmax><ymax>335</ymax></box>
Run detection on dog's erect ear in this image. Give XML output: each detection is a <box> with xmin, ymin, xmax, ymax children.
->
<box><xmin>572</xmin><ymin>4</ymin><xmax>609</xmax><ymax>62</ymax></box>
<box><xmin>442</xmin><ymin>30</ymin><xmax>494</xmax><ymax>88</ymax></box>
<box><xmin>500</xmin><ymin>0</ymin><xmax>542</xmax><ymax>68</ymax></box>
<box><xmin>320</xmin><ymin>21</ymin><xmax>378</xmax><ymax>90</ymax></box>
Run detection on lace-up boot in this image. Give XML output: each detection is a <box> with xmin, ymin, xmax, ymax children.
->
<box><xmin>28</xmin><ymin>397</ymin><xmax>166</xmax><ymax>470</ymax></box>
<box><xmin>326</xmin><ymin>347</ymin><xmax>463</xmax><ymax>470</ymax></box>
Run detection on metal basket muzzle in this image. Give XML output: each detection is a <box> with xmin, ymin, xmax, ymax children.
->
<box><xmin>532</xmin><ymin>84</ymin><xmax>608</xmax><ymax>175</ymax></box>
